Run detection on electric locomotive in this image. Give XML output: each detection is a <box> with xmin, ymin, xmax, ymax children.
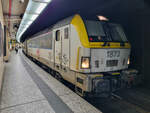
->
<box><xmin>23</xmin><ymin>14</ymin><xmax>138</xmax><ymax>96</ymax></box>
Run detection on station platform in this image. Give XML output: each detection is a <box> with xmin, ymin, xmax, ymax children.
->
<box><xmin>0</xmin><ymin>50</ymin><xmax>102</xmax><ymax>113</ymax></box>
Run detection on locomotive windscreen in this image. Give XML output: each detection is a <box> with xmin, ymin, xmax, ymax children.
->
<box><xmin>84</xmin><ymin>20</ymin><xmax>128</xmax><ymax>42</ymax></box>
<box><xmin>108</xmin><ymin>24</ymin><xmax>128</xmax><ymax>42</ymax></box>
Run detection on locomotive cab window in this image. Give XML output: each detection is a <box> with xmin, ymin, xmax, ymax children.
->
<box><xmin>56</xmin><ymin>30</ymin><xmax>60</xmax><ymax>41</ymax></box>
<box><xmin>85</xmin><ymin>20</ymin><xmax>128</xmax><ymax>43</ymax></box>
<box><xmin>84</xmin><ymin>20</ymin><xmax>108</xmax><ymax>42</ymax></box>
<box><xmin>64</xmin><ymin>27</ymin><xmax>69</xmax><ymax>39</ymax></box>
<box><xmin>109</xmin><ymin>24</ymin><xmax>128</xmax><ymax>42</ymax></box>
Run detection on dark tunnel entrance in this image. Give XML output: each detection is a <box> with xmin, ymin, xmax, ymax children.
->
<box><xmin>106</xmin><ymin>1</ymin><xmax>150</xmax><ymax>88</ymax></box>
<box><xmin>85</xmin><ymin>0</ymin><xmax>150</xmax><ymax>88</ymax></box>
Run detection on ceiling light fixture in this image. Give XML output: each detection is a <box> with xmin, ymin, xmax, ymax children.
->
<box><xmin>35</xmin><ymin>3</ymin><xmax>47</xmax><ymax>14</ymax></box>
<box><xmin>98</xmin><ymin>16</ymin><xmax>109</xmax><ymax>21</ymax></box>
<box><xmin>16</xmin><ymin>0</ymin><xmax>52</xmax><ymax>42</ymax></box>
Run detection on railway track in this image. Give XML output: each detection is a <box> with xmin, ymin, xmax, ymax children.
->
<box><xmin>86</xmin><ymin>88</ymin><xmax>150</xmax><ymax>113</ymax></box>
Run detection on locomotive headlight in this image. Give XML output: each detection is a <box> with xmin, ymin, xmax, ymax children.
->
<box><xmin>127</xmin><ymin>58</ymin><xmax>130</xmax><ymax>65</ymax></box>
<box><xmin>81</xmin><ymin>57</ymin><xmax>90</xmax><ymax>69</ymax></box>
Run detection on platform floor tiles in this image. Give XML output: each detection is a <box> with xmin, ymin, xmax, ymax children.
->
<box><xmin>0</xmin><ymin>50</ymin><xmax>101</xmax><ymax>113</ymax></box>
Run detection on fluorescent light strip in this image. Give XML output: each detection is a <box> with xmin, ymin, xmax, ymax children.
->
<box><xmin>35</xmin><ymin>3</ymin><xmax>47</xmax><ymax>14</ymax></box>
<box><xmin>17</xmin><ymin>0</ymin><xmax>52</xmax><ymax>42</ymax></box>
<box><xmin>32</xmin><ymin>0</ymin><xmax>52</xmax><ymax>3</ymax></box>
<box><xmin>30</xmin><ymin>14</ymin><xmax>38</xmax><ymax>21</ymax></box>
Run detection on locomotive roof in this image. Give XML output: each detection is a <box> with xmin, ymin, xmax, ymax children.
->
<box><xmin>29</xmin><ymin>15</ymin><xmax>75</xmax><ymax>39</ymax></box>
<box><xmin>52</xmin><ymin>15</ymin><xmax>74</xmax><ymax>29</ymax></box>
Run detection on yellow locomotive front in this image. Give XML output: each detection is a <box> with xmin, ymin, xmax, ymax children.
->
<box><xmin>80</xmin><ymin>20</ymin><xmax>131</xmax><ymax>73</ymax></box>
<box><xmin>71</xmin><ymin>15</ymin><xmax>137</xmax><ymax>96</ymax></box>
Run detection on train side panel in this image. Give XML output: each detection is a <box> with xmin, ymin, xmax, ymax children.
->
<box><xmin>70</xmin><ymin>24</ymin><xmax>82</xmax><ymax>71</ymax></box>
<box><xmin>26</xmin><ymin>24</ymin><xmax>89</xmax><ymax>91</ymax></box>
<box><xmin>53</xmin><ymin>25</ymin><xmax>76</xmax><ymax>84</ymax></box>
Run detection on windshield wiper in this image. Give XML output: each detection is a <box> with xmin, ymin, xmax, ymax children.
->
<box><xmin>102</xmin><ymin>22</ymin><xmax>113</xmax><ymax>41</ymax></box>
<box><xmin>102</xmin><ymin>42</ymin><xmax>110</xmax><ymax>46</ymax></box>
<box><xmin>120</xmin><ymin>42</ymin><xmax>125</xmax><ymax>46</ymax></box>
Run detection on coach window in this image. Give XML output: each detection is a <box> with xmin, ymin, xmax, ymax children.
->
<box><xmin>64</xmin><ymin>27</ymin><xmax>69</xmax><ymax>39</ymax></box>
<box><xmin>56</xmin><ymin>30</ymin><xmax>60</xmax><ymax>41</ymax></box>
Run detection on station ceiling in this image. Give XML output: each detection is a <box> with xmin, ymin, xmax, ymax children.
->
<box><xmin>16</xmin><ymin>0</ymin><xmax>52</xmax><ymax>41</ymax></box>
<box><xmin>20</xmin><ymin>0</ymin><xmax>149</xmax><ymax>42</ymax></box>
<box><xmin>2</xmin><ymin>0</ymin><xmax>28</xmax><ymax>39</ymax></box>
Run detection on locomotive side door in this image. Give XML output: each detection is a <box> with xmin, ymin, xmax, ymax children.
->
<box><xmin>54</xmin><ymin>29</ymin><xmax>62</xmax><ymax>68</ymax></box>
<box><xmin>62</xmin><ymin>26</ymin><xmax>70</xmax><ymax>69</ymax></box>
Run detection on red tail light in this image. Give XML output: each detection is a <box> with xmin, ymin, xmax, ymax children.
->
<box><xmin>89</xmin><ymin>37</ymin><xmax>93</xmax><ymax>41</ymax></box>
